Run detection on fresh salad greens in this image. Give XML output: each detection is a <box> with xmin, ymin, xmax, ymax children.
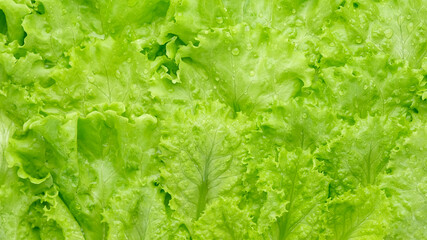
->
<box><xmin>0</xmin><ymin>0</ymin><xmax>426</xmax><ymax>239</ymax></box>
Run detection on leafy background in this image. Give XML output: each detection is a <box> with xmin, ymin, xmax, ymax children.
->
<box><xmin>0</xmin><ymin>0</ymin><xmax>426</xmax><ymax>239</ymax></box>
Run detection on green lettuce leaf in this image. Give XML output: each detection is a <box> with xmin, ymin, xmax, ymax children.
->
<box><xmin>316</xmin><ymin>116</ymin><xmax>406</xmax><ymax>196</ymax></box>
<box><xmin>257</xmin><ymin>149</ymin><xmax>329</xmax><ymax>239</ymax></box>
<box><xmin>193</xmin><ymin>197</ymin><xmax>260</xmax><ymax>239</ymax></box>
<box><xmin>103</xmin><ymin>180</ymin><xmax>173</xmax><ymax>240</ymax></box>
<box><xmin>325</xmin><ymin>186</ymin><xmax>390</xmax><ymax>240</ymax></box>
<box><xmin>3</xmin><ymin>109</ymin><xmax>159</xmax><ymax>239</ymax></box>
<box><xmin>380</xmin><ymin>117</ymin><xmax>427</xmax><ymax>239</ymax></box>
<box><xmin>159</xmin><ymin>101</ymin><xmax>250</xmax><ymax>234</ymax></box>
<box><xmin>177</xmin><ymin>24</ymin><xmax>313</xmax><ymax>115</ymax></box>
<box><xmin>0</xmin><ymin>0</ymin><xmax>426</xmax><ymax>239</ymax></box>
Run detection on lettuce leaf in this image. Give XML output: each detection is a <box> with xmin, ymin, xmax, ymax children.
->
<box><xmin>0</xmin><ymin>0</ymin><xmax>426</xmax><ymax>239</ymax></box>
<box><xmin>159</xmin><ymin>101</ymin><xmax>250</xmax><ymax>233</ymax></box>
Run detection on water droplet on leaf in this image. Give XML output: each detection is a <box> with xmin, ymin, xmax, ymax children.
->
<box><xmin>407</xmin><ymin>22</ymin><xmax>414</xmax><ymax>32</ymax></box>
<box><xmin>231</xmin><ymin>48</ymin><xmax>240</xmax><ymax>56</ymax></box>
<box><xmin>384</xmin><ymin>29</ymin><xmax>393</xmax><ymax>38</ymax></box>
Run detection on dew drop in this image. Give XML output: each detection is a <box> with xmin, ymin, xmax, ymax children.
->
<box><xmin>231</xmin><ymin>48</ymin><xmax>240</xmax><ymax>56</ymax></box>
<box><xmin>407</xmin><ymin>22</ymin><xmax>414</xmax><ymax>32</ymax></box>
<box><xmin>115</xmin><ymin>70</ymin><xmax>121</xmax><ymax>78</ymax></box>
<box><xmin>272</xmin><ymin>95</ymin><xmax>277</xmax><ymax>101</ymax></box>
<box><xmin>246</xmin><ymin>43</ymin><xmax>253</xmax><ymax>50</ymax></box>
<box><xmin>363</xmin><ymin>85</ymin><xmax>368</xmax><ymax>90</ymax></box>
<box><xmin>384</xmin><ymin>29</ymin><xmax>393</xmax><ymax>38</ymax></box>
<box><xmin>355</xmin><ymin>37</ymin><xmax>362</xmax><ymax>43</ymax></box>
<box><xmin>249</xmin><ymin>71</ymin><xmax>255</xmax><ymax>76</ymax></box>
<box><xmin>292</xmin><ymin>9</ymin><xmax>296</xmax><ymax>14</ymax></box>
<box><xmin>216</xmin><ymin>17</ymin><xmax>223</xmax><ymax>24</ymax></box>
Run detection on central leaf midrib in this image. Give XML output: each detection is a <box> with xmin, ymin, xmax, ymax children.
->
<box><xmin>196</xmin><ymin>133</ymin><xmax>217</xmax><ymax>219</ymax></box>
<box><xmin>278</xmin><ymin>166</ymin><xmax>298</xmax><ymax>239</ymax></box>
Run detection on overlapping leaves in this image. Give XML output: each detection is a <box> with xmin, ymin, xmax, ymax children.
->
<box><xmin>0</xmin><ymin>0</ymin><xmax>426</xmax><ymax>239</ymax></box>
